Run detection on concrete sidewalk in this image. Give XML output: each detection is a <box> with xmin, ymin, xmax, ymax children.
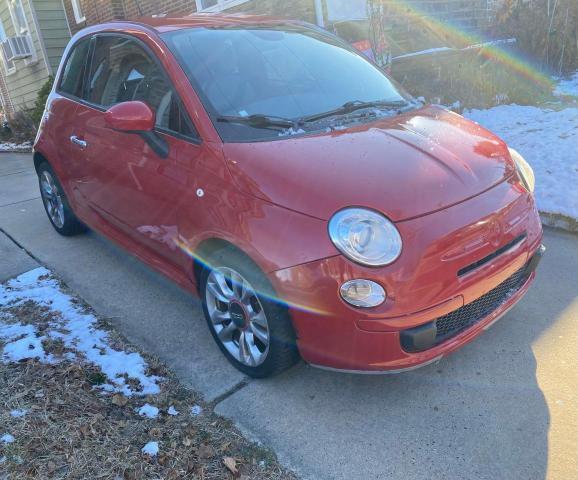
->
<box><xmin>1</xmin><ymin>152</ymin><xmax>576</xmax><ymax>479</ymax></box>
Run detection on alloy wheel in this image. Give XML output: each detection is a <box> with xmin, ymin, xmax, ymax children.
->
<box><xmin>205</xmin><ymin>267</ymin><xmax>270</xmax><ymax>367</ymax></box>
<box><xmin>40</xmin><ymin>171</ymin><xmax>65</xmax><ymax>229</ymax></box>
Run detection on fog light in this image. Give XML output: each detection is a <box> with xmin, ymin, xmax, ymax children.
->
<box><xmin>340</xmin><ymin>279</ymin><xmax>386</xmax><ymax>308</ymax></box>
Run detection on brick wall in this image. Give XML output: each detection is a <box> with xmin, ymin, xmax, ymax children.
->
<box><xmin>122</xmin><ymin>0</ymin><xmax>194</xmax><ymax>22</ymax></box>
<box><xmin>63</xmin><ymin>0</ymin><xmax>496</xmax><ymax>53</ymax></box>
<box><xmin>64</xmin><ymin>0</ymin><xmax>197</xmax><ymax>35</ymax></box>
<box><xmin>64</xmin><ymin>0</ymin><xmax>319</xmax><ymax>36</ymax></box>
<box><xmin>227</xmin><ymin>0</ymin><xmax>317</xmax><ymax>23</ymax></box>
<box><xmin>64</xmin><ymin>0</ymin><xmax>125</xmax><ymax>35</ymax></box>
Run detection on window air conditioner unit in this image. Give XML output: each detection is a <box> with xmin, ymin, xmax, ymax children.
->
<box><xmin>1</xmin><ymin>36</ymin><xmax>33</xmax><ymax>62</ymax></box>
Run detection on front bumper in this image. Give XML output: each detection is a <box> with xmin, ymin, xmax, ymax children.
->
<box><xmin>400</xmin><ymin>244</ymin><xmax>545</xmax><ymax>353</ymax></box>
<box><xmin>270</xmin><ymin>178</ymin><xmax>544</xmax><ymax>372</ymax></box>
<box><xmin>309</xmin><ymin>255</ymin><xmax>538</xmax><ymax>375</ymax></box>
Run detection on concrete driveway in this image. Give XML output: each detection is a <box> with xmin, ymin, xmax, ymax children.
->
<box><xmin>1</xmin><ymin>152</ymin><xmax>576</xmax><ymax>480</ymax></box>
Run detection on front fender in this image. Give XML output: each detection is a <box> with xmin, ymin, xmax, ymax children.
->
<box><xmin>177</xmin><ymin>148</ymin><xmax>337</xmax><ymax>275</ymax></box>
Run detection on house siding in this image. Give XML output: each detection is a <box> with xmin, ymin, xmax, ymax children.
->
<box><xmin>0</xmin><ymin>0</ymin><xmax>50</xmax><ymax>111</ymax></box>
<box><xmin>32</xmin><ymin>0</ymin><xmax>70</xmax><ymax>73</ymax></box>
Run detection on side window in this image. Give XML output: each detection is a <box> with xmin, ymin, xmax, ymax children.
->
<box><xmin>87</xmin><ymin>36</ymin><xmax>197</xmax><ymax>139</ymax></box>
<box><xmin>59</xmin><ymin>38</ymin><xmax>91</xmax><ymax>98</ymax></box>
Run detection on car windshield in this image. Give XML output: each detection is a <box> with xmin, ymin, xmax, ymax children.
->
<box><xmin>162</xmin><ymin>24</ymin><xmax>413</xmax><ymax>142</ymax></box>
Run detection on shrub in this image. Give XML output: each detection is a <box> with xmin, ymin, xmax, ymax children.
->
<box><xmin>492</xmin><ymin>0</ymin><xmax>578</xmax><ymax>76</ymax></box>
<box><xmin>391</xmin><ymin>49</ymin><xmax>554</xmax><ymax>109</ymax></box>
<box><xmin>1</xmin><ymin>110</ymin><xmax>36</xmax><ymax>143</ymax></box>
<box><xmin>0</xmin><ymin>76</ymin><xmax>53</xmax><ymax>143</ymax></box>
<box><xmin>30</xmin><ymin>75</ymin><xmax>54</xmax><ymax>128</ymax></box>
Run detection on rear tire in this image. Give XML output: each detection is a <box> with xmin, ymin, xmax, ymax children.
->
<box><xmin>38</xmin><ymin>162</ymin><xmax>86</xmax><ymax>236</ymax></box>
<box><xmin>200</xmin><ymin>246</ymin><xmax>299</xmax><ymax>378</ymax></box>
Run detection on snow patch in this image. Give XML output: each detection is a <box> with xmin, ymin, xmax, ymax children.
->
<box><xmin>167</xmin><ymin>405</ymin><xmax>179</xmax><ymax>416</ymax></box>
<box><xmin>465</xmin><ymin>105</ymin><xmax>578</xmax><ymax>221</ymax></box>
<box><xmin>142</xmin><ymin>441</ymin><xmax>159</xmax><ymax>456</ymax></box>
<box><xmin>393</xmin><ymin>46</ymin><xmax>453</xmax><ymax>60</ymax></box>
<box><xmin>9</xmin><ymin>409</ymin><xmax>27</xmax><ymax>418</ymax></box>
<box><xmin>0</xmin><ymin>141</ymin><xmax>32</xmax><ymax>152</ymax></box>
<box><xmin>0</xmin><ymin>268</ymin><xmax>162</xmax><ymax>397</ymax></box>
<box><xmin>1</xmin><ymin>433</ymin><xmax>15</xmax><ymax>444</ymax></box>
<box><xmin>190</xmin><ymin>405</ymin><xmax>202</xmax><ymax>416</ymax></box>
<box><xmin>137</xmin><ymin>403</ymin><xmax>159</xmax><ymax>418</ymax></box>
<box><xmin>554</xmin><ymin>71</ymin><xmax>578</xmax><ymax>98</ymax></box>
<box><xmin>393</xmin><ymin>39</ymin><xmax>516</xmax><ymax>61</ymax></box>
<box><xmin>0</xmin><ymin>322</ymin><xmax>53</xmax><ymax>363</ymax></box>
<box><xmin>278</xmin><ymin>127</ymin><xmax>306</xmax><ymax>137</ymax></box>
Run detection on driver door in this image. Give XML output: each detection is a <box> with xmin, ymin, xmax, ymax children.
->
<box><xmin>73</xmin><ymin>34</ymin><xmax>201</xmax><ymax>265</ymax></box>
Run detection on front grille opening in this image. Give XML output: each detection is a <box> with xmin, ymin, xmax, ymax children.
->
<box><xmin>434</xmin><ymin>266</ymin><xmax>529</xmax><ymax>344</ymax></box>
<box><xmin>458</xmin><ymin>233</ymin><xmax>527</xmax><ymax>277</ymax></box>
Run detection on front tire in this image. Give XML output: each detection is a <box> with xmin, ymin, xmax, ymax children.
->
<box><xmin>38</xmin><ymin>162</ymin><xmax>86</xmax><ymax>236</ymax></box>
<box><xmin>200</xmin><ymin>246</ymin><xmax>299</xmax><ymax>378</ymax></box>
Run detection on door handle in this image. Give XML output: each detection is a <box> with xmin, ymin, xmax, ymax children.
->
<box><xmin>70</xmin><ymin>135</ymin><xmax>87</xmax><ymax>149</ymax></box>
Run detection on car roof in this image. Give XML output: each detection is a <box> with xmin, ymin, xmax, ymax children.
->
<box><xmin>113</xmin><ymin>13</ymin><xmax>303</xmax><ymax>34</ymax></box>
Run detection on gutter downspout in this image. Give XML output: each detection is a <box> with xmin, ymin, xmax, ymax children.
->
<box><xmin>314</xmin><ymin>0</ymin><xmax>324</xmax><ymax>27</ymax></box>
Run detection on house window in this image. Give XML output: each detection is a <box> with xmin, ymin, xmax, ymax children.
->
<box><xmin>195</xmin><ymin>0</ymin><xmax>250</xmax><ymax>12</ymax></box>
<box><xmin>71</xmin><ymin>0</ymin><xmax>85</xmax><ymax>24</ymax></box>
<box><xmin>8</xmin><ymin>0</ymin><xmax>28</xmax><ymax>35</ymax></box>
<box><xmin>0</xmin><ymin>18</ymin><xmax>15</xmax><ymax>74</ymax></box>
<box><xmin>6</xmin><ymin>0</ymin><xmax>36</xmax><ymax>65</ymax></box>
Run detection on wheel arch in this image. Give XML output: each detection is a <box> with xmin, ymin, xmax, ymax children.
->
<box><xmin>194</xmin><ymin>234</ymin><xmax>300</xmax><ymax>376</ymax></box>
<box><xmin>192</xmin><ymin>237</ymin><xmax>255</xmax><ymax>293</ymax></box>
<box><xmin>33</xmin><ymin>151</ymin><xmax>49</xmax><ymax>173</ymax></box>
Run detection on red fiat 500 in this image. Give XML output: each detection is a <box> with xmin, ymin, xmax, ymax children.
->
<box><xmin>34</xmin><ymin>15</ymin><xmax>544</xmax><ymax>377</ymax></box>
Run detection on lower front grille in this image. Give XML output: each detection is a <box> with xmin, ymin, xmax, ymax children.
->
<box><xmin>434</xmin><ymin>267</ymin><xmax>530</xmax><ymax>344</ymax></box>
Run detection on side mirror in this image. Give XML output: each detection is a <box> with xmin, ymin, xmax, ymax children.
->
<box><xmin>104</xmin><ymin>101</ymin><xmax>168</xmax><ymax>158</ymax></box>
<box><xmin>104</xmin><ymin>101</ymin><xmax>155</xmax><ymax>132</ymax></box>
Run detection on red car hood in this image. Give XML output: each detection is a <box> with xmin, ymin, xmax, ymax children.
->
<box><xmin>223</xmin><ymin>106</ymin><xmax>515</xmax><ymax>222</ymax></box>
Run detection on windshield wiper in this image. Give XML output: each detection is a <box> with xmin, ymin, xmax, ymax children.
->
<box><xmin>216</xmin><ymin>100</ymin><xmax>411</xmax><ymax>132</ymax></box>
<box><xmin>299</xmin><ymin>99</ymin><xmax>409</xmax><ymax>124</ymax></box>
<box><xmin>217</xmin><ymin>114</ymin><xmax>297</xmax><ymax>131</ymax></box>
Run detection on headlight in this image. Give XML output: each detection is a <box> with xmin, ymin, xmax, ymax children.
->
<box><xmin>328</xmin><ymin>208</ymin><xmax>402</xmax><ymax>266</ymax></box>
<box><xmin>509</xmin><ymin>148</ymin><xmax>535</xmax><ymax>193</ymax></box>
